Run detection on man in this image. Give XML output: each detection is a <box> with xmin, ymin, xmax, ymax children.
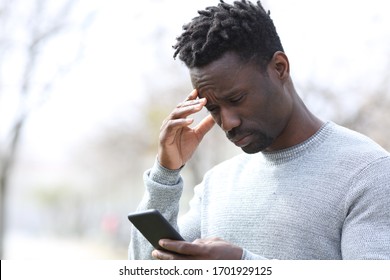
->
<box><xmin>129</xmin><ymin>0</ymin><xmax>390</xmax><ymax>260</ymax></box>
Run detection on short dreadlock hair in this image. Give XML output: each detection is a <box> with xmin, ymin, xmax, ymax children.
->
<box><xmin>173</xmin><ymin>0</ymin><xmax>284</xmax><ymax>70</ymax></box>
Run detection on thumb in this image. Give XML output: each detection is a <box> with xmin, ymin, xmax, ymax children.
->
<box><xmin>194</xmin><ymin>115</ymin><xmax>215</xmax><ymax>138</ymax></box>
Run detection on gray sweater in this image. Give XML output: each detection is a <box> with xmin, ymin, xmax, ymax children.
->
<box><xmin>129</xmin><ymin>122</ymin><xmax>390</xmax><ymax>259</ymax></box>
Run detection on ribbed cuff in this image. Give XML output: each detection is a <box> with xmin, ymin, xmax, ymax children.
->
<box><xmin>148</xmin><ymin>158</ymin><xmax>183</xmax><ymax>186</ymax></box>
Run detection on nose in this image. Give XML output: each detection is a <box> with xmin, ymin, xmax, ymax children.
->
<box><xmin>220</xmin><ymin>107</ymin><xmax>240</xmax><ymax>132</ymax></box>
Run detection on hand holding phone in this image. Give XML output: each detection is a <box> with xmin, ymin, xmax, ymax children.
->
<box><xmin>128</xmin><ymin>209</ymin><xmax>184</xmax><ymax>250</ymax></box>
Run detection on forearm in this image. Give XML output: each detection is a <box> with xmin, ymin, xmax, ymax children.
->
<box><xmin>129</xmin><ymin>160</ymin><xmax>184</xmax><ymax>260</ymax></box>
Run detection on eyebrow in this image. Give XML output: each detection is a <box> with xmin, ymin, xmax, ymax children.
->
<box><xmin>198</xmin><ymin>87</ymin><xmax>242</xmax><ymax>101</ymax></box>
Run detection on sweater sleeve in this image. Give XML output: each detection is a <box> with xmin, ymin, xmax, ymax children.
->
<box><xmin>129</xmin><ymin>159</ymin><xmax>184</xmax><ymax>260</ymax></box>
<box><xmin>341</xmin><ymin>156</ymin><xmax>390</xmax><ymax>259</ymax></box>
<box><xmin>241</xmin><ymin>249</ymin><xmax>269</xmax><ymax>260</ymax></box>
<box><xmin>128</xmin><ymin>159</ymin><xmax>258</xmax><ymax>260</ymax></box>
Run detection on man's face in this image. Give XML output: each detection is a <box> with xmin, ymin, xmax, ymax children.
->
<box><xmin>190</xmin><ymin>52</ymin><xmax>293</xmax><ymax>153</ymax></box>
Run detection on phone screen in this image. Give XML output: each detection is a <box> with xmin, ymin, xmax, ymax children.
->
<box><xmin>128</xmin><ymin>209</ymin><xmax>185</xmax><ymax>250</ymax></box>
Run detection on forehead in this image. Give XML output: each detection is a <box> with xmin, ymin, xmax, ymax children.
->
<box><xmin>190</xmin><ymin>52</ymin><xmax>263</xmax><ymax>101</ymax></box>
<box><xmin>189</xmin><ymin>52</ymin><xmax>253</xmax><ymax>95</ymax></box>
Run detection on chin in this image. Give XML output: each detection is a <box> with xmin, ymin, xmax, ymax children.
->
<box><xmin>241</xmin><ymin>145</ymin><xmax>264</xmax><ymax>154</ymax></box>
<box><xmin>241</xmin><ymin>140</ymin><xmax>273</xmax><ymax>154</ymax></box>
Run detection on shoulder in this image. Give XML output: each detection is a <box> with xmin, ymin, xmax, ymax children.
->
<box><xmin>327</xmin><ymin>122</ymin><xmax>390</xmax><ymax>187</ymax></box>
<box><xmin>326</xmin><ymin>122</ymin><xmax>389</xmax><ymax>160</ymax></box>
<box><xmin>330</xmin><ymin>122</ymin><xmax>386</xmax><ymax>148</ymax></box>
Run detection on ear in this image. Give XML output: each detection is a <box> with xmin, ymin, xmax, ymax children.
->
<box><xmin>270</xmin><ymin>51</ymin><xmax>290</xmax><ymax>80</ymax></box>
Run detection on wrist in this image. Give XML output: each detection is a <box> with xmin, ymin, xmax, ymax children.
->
<box><xmin>157</xmin><ymin>154</ymin><xmax>184</xmax><ymax>170</ymax></box>
<box><xmin>149</xmin><ymin>157</ymin><xmax>183</xmax><ymax>186</ymax></box>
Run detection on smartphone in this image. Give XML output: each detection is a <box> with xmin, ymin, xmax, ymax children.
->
<box><xmin>128</xmin><ymin>209</ymin><xmax>185</xmax><ymax>250</ymax></box>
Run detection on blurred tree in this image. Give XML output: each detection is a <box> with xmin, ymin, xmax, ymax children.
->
<box><xmin>342</xmin><ymin>85</ymin><xmax>390</xmax><ymax>151</ymax></box>
<box><xmin>297</xmin><ymin>68</ymin><xmax>390</xmax><ymax>151</ymax></box>
<box><xmin>0</xmin><ymin>0</ymin><xmax>94</xmax><ymax>258</ymax></box>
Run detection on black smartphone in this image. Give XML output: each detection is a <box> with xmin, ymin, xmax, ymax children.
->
<box><xmin>128</xmin><ymin>209</ymin><xmax>185</xmax><ymax>250</ymax></box>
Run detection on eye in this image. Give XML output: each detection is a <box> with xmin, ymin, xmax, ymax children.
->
<box><xmin>229</xmin><ymin>93</ymin><xmax>246</xmax><ymax>104</ymax></box>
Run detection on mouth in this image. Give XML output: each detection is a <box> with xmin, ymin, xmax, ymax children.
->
<box><xmin>230</xmin><ymin>134</ymin><xmax>252</xmax><ymax>148</ymax></box>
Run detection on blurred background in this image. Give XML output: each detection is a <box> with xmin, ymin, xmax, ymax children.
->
<box><xmin>1</xmin><ymin>0</ymin><xmax>389</xmax><ymax>259</ymax></box>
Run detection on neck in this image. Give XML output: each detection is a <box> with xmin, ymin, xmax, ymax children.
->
<box><xmin>266</xmin><ymin>85</ymin><xmax>324</xmax><ymax>152</ymax></box>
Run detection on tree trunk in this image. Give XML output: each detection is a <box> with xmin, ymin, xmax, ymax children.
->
<box><xmin>0</xmin><ymin>117</ymin><xmax>24</xmax><ymax>259</ymax></box>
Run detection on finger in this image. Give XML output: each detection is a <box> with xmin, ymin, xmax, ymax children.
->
<box><xmin>161</xmin><ymin>118</ymin><xmax>194</xmax><ymax>131</ymax></box>
<box><xmin>159</xmin><ymin>239</ymin><xmax>202</xmax><ymax>256</ymax></box>
<box><xmin>184</xmin><ymin>89</ymin><xmax>198</xmax><ymax>102</ymax></box>
<box><xmin>193</xmin><ymin>238</ymin><xmax>206</xmax><ymax>244</ymax></box>
<box><xmin>152</xmin><ymin>249</ymin><xmax>175</xmax><ymax>260</ymax></box>
<box><xmin>177</xmin><ymin>98</ymin><xmax>205</xmax><ymax>108</ymax></box>
<box><xmin>169</xmin><ymin>98</ymin><xmax>206</xmax><ymax>120</ymax></box>
<box><xmin>175</xmin><ymin>89</ymin><xmax>198</xmax><ymax>107</ymax></box>
<box><xmin>152</xmin><ymin>249</ymin><xmax>187</xmax><ymax>260</ymax></box>
<box><xmin>160</xmin><ymin>118</ymin><xmax>194</xmax><ymax>141</ymax></box>
<box><xmin>194</xmin><ymin>114</ymin><xmax>215</xmax><ymax>138</ymax></box>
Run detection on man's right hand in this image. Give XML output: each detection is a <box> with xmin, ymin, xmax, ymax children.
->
<box><xmin>158</xmin><ymin>89</ymin><xmax>215</xmax><ymax>170</ymax></box>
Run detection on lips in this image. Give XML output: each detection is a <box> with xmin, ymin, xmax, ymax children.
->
<box><xmin>230</xmin><ymin>134</ymin><xmax>252</xmax><ymax>148</ymax></box>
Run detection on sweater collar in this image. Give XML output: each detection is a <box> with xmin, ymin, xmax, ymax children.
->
<box><xmin>260</xmin><ymin>121</ymin><xmax>333</xmax><ymax>165</ymax></box>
